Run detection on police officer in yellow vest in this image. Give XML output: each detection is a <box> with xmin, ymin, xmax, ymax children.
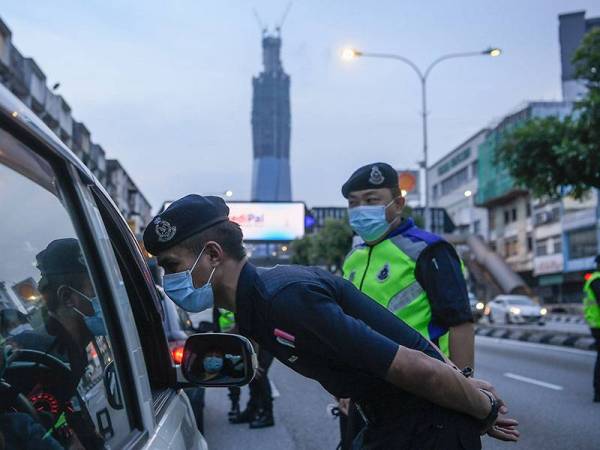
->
<box><xmin>338</xmin><ymin>163</ymin><xmax>475</xmax><ymax>449</ymax></box>
<box><xmin>583</xmin><ymin>255</ymin><xmax>600</xmax><ymax>402</ymax></box>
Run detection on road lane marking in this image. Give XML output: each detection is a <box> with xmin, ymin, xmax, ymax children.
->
<box><xmin>270</xmin><ymin>380</ymin><xmax>280</xmax><ymax>398</ymax></box>
<box><xmin>476</xmin><ymin>335</ymin><xmax>594</xmax><ymax>357</ymax></box>
<box><xmin>503</xmin><ymin>372</ymin><xmax>563</xmax><ymax>391</ymax></box>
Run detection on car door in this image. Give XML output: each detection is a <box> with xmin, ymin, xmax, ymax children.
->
<box><xmin>84</xmin><ymin>184</ymin><xmax>206</xmax><ymax>450</ymax></box>
<box><xmin>0</xmin><ymin>123</ymin><xmax>144</xmax><ymax>449</ymax></box>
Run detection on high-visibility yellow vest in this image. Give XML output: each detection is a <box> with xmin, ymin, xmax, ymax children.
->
<box><xmin>583</xmin><ymin>271</ymin><xmax>600</xmax><ymax>328</ymax></box>
<box><xmin>343</xmin><ymin>227</ymin><xmax>450</xmax><ymax>356</ymax></box>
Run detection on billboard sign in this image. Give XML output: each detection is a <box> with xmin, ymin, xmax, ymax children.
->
<box><xmin>396</xmin><ymin>169</ymin><xmax>420</xmax><ymax>204</ymax></box>
<box><xmin>228</xmin><ymin>202</ymin><xmax>305</xmax><ymax>241</ymax></box>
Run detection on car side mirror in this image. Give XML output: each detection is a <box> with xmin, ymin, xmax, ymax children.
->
<box><xmin>181</xmin><ymin>333</ymin><xmax>257</xmax><ymax>387</ymax></box>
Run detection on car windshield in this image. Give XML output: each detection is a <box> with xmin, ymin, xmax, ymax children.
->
<box><xmin>505</xmin><ymin>298</ymin><xmax>534</xmax><ymax>306</ymax></box>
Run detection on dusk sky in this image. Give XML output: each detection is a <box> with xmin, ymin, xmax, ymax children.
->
<box><xmin>3</xmin><ymin>1</ymin><xmax>600</xmax><ymax>209</ymax></box>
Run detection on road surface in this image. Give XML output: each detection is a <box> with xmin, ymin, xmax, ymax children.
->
<box><xmin>201</xmin><ymin>336</ymin><xmax>598</xmax><ymax>449</ymax></box>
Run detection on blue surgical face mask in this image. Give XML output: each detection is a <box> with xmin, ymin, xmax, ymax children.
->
<box><xmin>203</xmin><ymin>355</ymin><xmax>223</xmax><ymax>373</ymax></box>
<box><xmin>162</xmin><ymin>246</ymin><xmax>216</xmax><ymax>313</ymax></box>
<box><xmin>70</xmin><ymin>287</ymin><xmax>107</xmax><ymax>337</ymax></box>
<box><xmin>348</xmin><ymin>199</ymin><xmax>397</xmax><ymax>243</ymax></box>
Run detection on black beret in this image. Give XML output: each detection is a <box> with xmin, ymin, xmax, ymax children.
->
<box><xmin>36</xmin><ymin>238</ymin><xmax>88</xmax><ymax>276</ymax></box>
<box><xmin>143</xmin><ymin>194</ymin><xmax>229</xmax><ymax>255</ymax></box>
<box><xmin>341</xmin><ymin>162</ymin><xmax>398</xmax><ymax>198</ymax></box>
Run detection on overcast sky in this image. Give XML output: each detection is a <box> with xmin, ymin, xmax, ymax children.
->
<box><xmin>3</xmin><ymin>0</ymin><xmax>600</xmax><ymax>210</ymax></box>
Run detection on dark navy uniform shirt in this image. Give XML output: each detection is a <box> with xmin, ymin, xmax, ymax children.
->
<box><xmin>235</xmin><ymin>262</ymin><xmax>444</xmax><ymax>403</ymax></box>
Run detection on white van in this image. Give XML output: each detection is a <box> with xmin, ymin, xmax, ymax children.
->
<box><xmin>0</xmin><ymin>84</ymin><xmax>255</xmax><ymax>449</ymax></box>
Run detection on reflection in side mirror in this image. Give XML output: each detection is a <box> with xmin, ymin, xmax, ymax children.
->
<box><xmin>182</xmin><ymin>333</ymin><xmax>257</xmax><ymax>387</ymax></box>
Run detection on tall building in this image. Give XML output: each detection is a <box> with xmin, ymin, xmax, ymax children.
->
<box><xmin>559</xmin><ymin>11</ymin><xmax>600</xmax><ymax>102</ymax></box>
<box><xmin>251</xmin><ymin>31</ymin><xmax>292</xmax><ymax>201</ymax></box>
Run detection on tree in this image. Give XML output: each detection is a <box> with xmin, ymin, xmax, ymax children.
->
<box><xmin>496</xmin><ymin>28</ymin><xmax>600</xmax><ymax>200</ymax></box>
<box><xmin>290</xmin><ymin>235</ymin><xmax>314</xmax><ymax>266</ymax></box>
<box><xmin>311</xmin><ymin>218</ymin><xmax>354</xmax><ymax>272</ymax></box>
<box><xmin>290</xmin><ymin>218</ymin><xmax>353</xmax><ymax>272</ymax></box>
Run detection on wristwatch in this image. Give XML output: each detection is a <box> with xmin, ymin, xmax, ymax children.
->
<box><xmin>478</xmin><ymin>389</ymin><xmax>499</xmax><ymax>432</ymax></box>
<box><xmin>461</xmin><ymin>366</ymin><xmax>474</xmax><ymax>378</ymax></box>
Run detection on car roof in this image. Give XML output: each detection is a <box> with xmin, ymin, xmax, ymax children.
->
<box><xmin>494</xmin><ymin>295</ymin><xmax>532</xmax><ymax>301</ymax></box>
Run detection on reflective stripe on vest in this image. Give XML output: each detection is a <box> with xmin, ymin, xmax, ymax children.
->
<box><xmin>583</xmin><ymin>272</ymin><xmax>600</xmax><ymax>328</ymax></box>
<box><xmin>343</xmin><ymin>234</ymin><xmax>450</xmax><ymax>356</ymax></box>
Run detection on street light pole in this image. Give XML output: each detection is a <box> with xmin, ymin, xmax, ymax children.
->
<box><xmin>343</xmin><ymin>47</ymin><xmax>501</xmax><ymax>231</ymax></box>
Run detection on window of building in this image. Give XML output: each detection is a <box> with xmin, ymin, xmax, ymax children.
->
<box><xmin>535</xmin><ymin>239</ymin><xmax>548</xmax><ymax>256</ymax></box>
<box><xmin>471</xmin><ymin>160</ymin><xmax>478</xmax><ymax>179</ymax></box>
<box><xmin>504</xmin><ymin>210</ymin><xmax>510</xmax><ymax>225</ymax></box>
<box><xmin>567</xmin><ymin>227</ymin><xmax>598</xmax><ymax>260</ymax></box>
<box><xmin>474</xmin><ymin>220</ymin><xmax>481</xmax><ymax>235</ymax></box>
<box><xmin>527</xmin><ymin>233</ymin><xmax>533</xmax><ymax>252</ymax></box>
<box><xmin>504</xmin><ymin>238</ymin><xmax>519</xmax><ymax>257</ymax></box>
<box><xmin>433</xmin><ymin>184</ymin><xmax>439</xmax><ymax>199</ymax></box>
<box><xmin>489</xmin><ymin>212</ymin><xmax>496</xmax><ymax>231</ymax></box>
<box><xmin>526</xmin><ymin>202</ymin><xmax>531</xmax><ymax>218</ymax></box>
<box><xmin>512</xmin><ymin>208</ymin><xmax>517</xmax><ymax>222</ymax></box>
<box><xmin>440</xmin><ymin>167</ymin><xmax>469</xmax><ymax>196</ymax></box>
<box><xmin>553</xmin><ymin>237</ymin><xmax>562</xmax><ymax>254</ymax></box>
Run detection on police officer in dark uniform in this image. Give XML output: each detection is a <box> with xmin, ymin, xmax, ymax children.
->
<box><xmin>143</xmin><ymin>195</ymin><xmax>519</xmax><ymax>449</ymax></box>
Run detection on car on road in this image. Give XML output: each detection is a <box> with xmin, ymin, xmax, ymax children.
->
<box><xmin>469</xmin><ymin>293</ymin><xmax>485</xmax><ymax>322</ymax></box>
<box><xmin>484</xmin><ymin>294</ymin><xmax>547</xmax><ymax>325</ymax></box>
<box><xmin>0</xmin><ymin>84</ymin><xmax>255</xmax><ymax>449</ymax></box>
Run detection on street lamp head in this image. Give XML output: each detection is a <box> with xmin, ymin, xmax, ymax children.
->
<box><xmin>341</xmin><ymin>47</ymin><xmax>362</xmax><ymax>61</ymax></box>
<box><xmin>225</xmin><ymin>190</ymin><xmax>233</xmax><ymax>198</ymax></box>
<box><xmin>484</xmin><ymin>47</ymin><xmax>502</xmax><ymax>57</ymax></box>
<box><xmin>464</xmin><ymin>190</ymin><xmax>473</xmax><ymax>198</ymax></box>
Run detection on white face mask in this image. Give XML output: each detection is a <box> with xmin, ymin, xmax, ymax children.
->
<box><xmin>162</xmin><ymin>246</ymin><xmax>217</xmax><ymax>313</ymax></box>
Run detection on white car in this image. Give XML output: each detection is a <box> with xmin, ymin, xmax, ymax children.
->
<box><xmin>0</xmin><ymin>83</ymin><xmax>256</xmax><ymax>449</ymax></box>
<box><xmin>484</xmin><ymin>295</ymin><xmax>547</xmax><ymax>325</ymax></box>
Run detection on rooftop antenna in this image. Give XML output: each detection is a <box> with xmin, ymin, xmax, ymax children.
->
<box><xmin>276</xmin><ymin>1</ymin><xmax>293</xmax><ymax>35</ymax></box>
<box><xmin>253</xmin><ymin>8</ymin><xmax>267</xmax><ymax>36</ymax></box>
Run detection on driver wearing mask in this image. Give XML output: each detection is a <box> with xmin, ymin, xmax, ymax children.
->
<box><xmin>36</xmin><ymin>238</ymin><xmax>105</xmax><ymax>382</ymax></box>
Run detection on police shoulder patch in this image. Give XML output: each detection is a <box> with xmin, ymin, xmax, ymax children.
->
<box><xmin>377</xmin><ymin>263</ymin><xmax>390</xmax><ymax>282</ymax></box>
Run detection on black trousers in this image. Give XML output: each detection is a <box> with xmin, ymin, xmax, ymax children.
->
<box><xmin>340</xmin><ymin>401</ymin><xmax>365</xmax><ymax>450</ymax></box>
<box><xmin>592</xmin><ymin>328</ymin><xmax>600</xmax><ymax>395</ymax></box>
<box><xmin>247</xmin><ymin>348</ymin><xmax>274</xmax><ymax>412</ymax></box>
<box><xmin>351</xmin><ymin>405</ymin><xmax>481</xmax><ymax>450</ymax></box>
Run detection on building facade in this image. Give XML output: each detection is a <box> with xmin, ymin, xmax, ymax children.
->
<box><xmin>428</xmin><ymin>129</ymin><xmax>488</xmax><ymax>237</ymax></box>
<box><xmin>308</xmin><ymin>207</ymin><xmax>348</xmax><ymax>233</ymax></box>
<box><xmin>476</xmin><ymin>101</ymin><xmax>573</xmax><ymax>289</ymax></box>
<box><xmin>106</xmin><ymin>160</ymin><xmax>152</xmax><ymax>238</ymax></box>
<box><xmin>251</xmin><ymin>31</ymin><xmax>292</xmax><ymax>201</ymax></box>
<box><xmin>0</xmin><ymin>15</ymin><xmax>151</xmax><ymax>237</ymax></box>
<box><xmin>559</xmin><ymin>11</ymin><xmax>600</xmax><ymax>102</ymax></box>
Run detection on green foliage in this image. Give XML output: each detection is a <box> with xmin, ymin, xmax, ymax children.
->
<box><xmin>573</xmin><ymin>28</ymin><xmax>600</xmax><ymax>89</ymax></box>
<box><xmin>290</xmin><ymin>218</ymin><xmax>353</xmax><ymax>272</ymax></box>
<box><xmin>289</xmin><ymin>235</ymin><xmax>314</xmax><ymax>266</ymax></box>
<box><xmin>496</xmin><ymin>28</ymin><xmax>600</xmax><ymax>200</ymax></box>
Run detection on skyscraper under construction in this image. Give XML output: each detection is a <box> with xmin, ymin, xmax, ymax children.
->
<box><xmin>251</xmin><ymin>31</ymin><xmax>291</xmax><ymax>201</ymax></box>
